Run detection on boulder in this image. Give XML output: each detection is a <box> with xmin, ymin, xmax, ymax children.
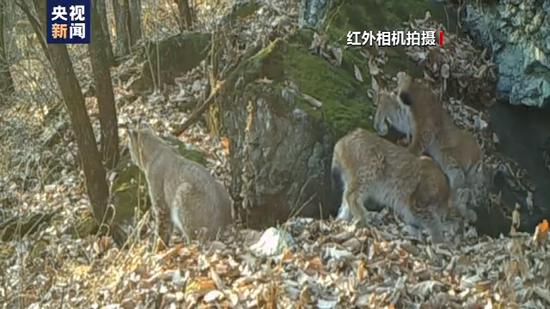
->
<box><xmin>219</xmin><ymin>0</ymin><xmax>431</xmax><ymax>228</ymax></box>
<box><xmin>130</xmin><ymin>32</ymin><xmax>210</xmax><ymax>92</ymax></box>
<box><xmin>463</xmin><ymin>1</ymin><xmax>550</xmax><ymax>108</ymax></box>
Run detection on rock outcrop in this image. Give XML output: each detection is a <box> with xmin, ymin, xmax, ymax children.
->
<box><xmin>219</xmin><ymin>0</ymin><xmax>431</xmax><ymax>228</ymax></box>
<box><xmin>463</xmin><ymin>0</ymin><xmax>550</xmax><ymax>108</ymax></box>
<box><xmin>130</xmin><ymin>32</ymin><xmax>210</xmax><ymax>93</ymax></box>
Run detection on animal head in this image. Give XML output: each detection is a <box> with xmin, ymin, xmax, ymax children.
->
<box><xmin>373</xmin><ymin>90</ymin><xmax>412</xmax><ymax>137</ymax></box>
<box><xmin>127</xmin><ymin>123</ymin><xmax>157</xmax><ymax>169</ymax></box>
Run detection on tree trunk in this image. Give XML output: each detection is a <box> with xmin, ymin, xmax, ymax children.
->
<box><xmin>175</xmin><ymin>0</ymin><xmax>192</xmax><ymax>31</ymax></box>
<box><xmin>128</xmin><ymin>0</ymin><xmax>142</xmax><ymax>46</ymax></box>
<box><xmin>16</xmin><ymin>0</ymin><xmax>50</xmax><ymax>62</ymax></box>
<box><xmin>112</xmin><ymin>0</ymin><xmax>130</xmax><ymax>56</ymax></box>
<box><xmin>89</xmin><ymin>0</ymin><xmax>120</xmax><ymax>169</ymax></box>
<box><xmin>0</xmin><ymin>0</ymin><xmax>14</xmax><ymax>103</ymax></box>
<box><xmin>96</xmin><ymin>0</ymin><xmax>115</xmax><ymax>66</ymax></box>
<box><xmin>30</xmin><ymin>0</ymin><xmax>112</xmax><ymax>227</ymax></box>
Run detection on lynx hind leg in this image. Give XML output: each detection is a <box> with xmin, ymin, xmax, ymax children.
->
<box><xmin>455</xmin><ymin>188</ymin><xmax>477</xmax><ymax>223</ymax></box>
<box><xmin>170</xmin><ymin>205</ymin><xmax>191</xmax><ymax>243</ymax></box>
<box><xmin>442</xmin><ymin>161</ymin><xmax>477</xmax><ymax>223</ymax></box>
<box><xmin>171</xmin><ymin>184</ymin><xmax>193</xmax><ymax>243</ymax></box>
<box><xmin>345</xmin><ymin>182</ymin><xmax>369</xmax><ymax>227</ymax></box>
<box><xmin>153</xmin><ymin>200</ymin><xmax>173</xmax><ymax>246</ymax></box>
<box><xmin>411</xmin><ymin>196</ymin><xmax>447</xmax><ymax>243</ymax></box>
<box><xmin>336</xmin><ymin>196</ymin><xmax>353</xmax><ymax>221</ymax></box>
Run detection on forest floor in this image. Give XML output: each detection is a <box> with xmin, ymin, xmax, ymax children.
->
<box><xmin>1</xmin><ymin>0</ymin><xmax>550</xmax><ymax>308</ymax></box>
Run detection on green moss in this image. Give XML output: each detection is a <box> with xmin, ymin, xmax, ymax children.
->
<box><xmin>283</xmin><ymin>38</ymin><xmax>374</xmax><ymax>138</ymax></box>
<box><xmin>222</xmin><ymin>31</ymin><xmax>375</xmax><ymax>140</ymax></box>
<box><xmin>219</xmin><ymin>0</ymin><xmax>436</xmax><ymax>140</ymax></box>
<box><xmin>323</xmin><ymin>0</ymin><xmax>432</xmax><ymax>79</ymax></box>
<box><xmin>228</xmin><ymin>0</ymin><xmax>260</xmax><ymax>21</ymax></box>
<box><xmin>325</xmin><ymin>0</ymin><xmax>431</xmax><ymax>43</ymax></box>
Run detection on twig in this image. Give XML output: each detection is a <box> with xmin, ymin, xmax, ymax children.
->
<box><xmin>15</xmin><ymin>0</ymin><xmax>51</xmax><ymax>63</ymax></box>
<box><xmin>172</xmin><ymin>80</ymin><xmax>226</xmax><ymax>136</ymax></box>
<box><xmin>171</xmin><ymin>42</ymin><xmax>263</xmax><ymax>136</ymax></box>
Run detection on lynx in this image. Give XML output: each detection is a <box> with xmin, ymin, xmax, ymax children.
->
<box><xmin>332</xmin><ymin>128</ymin><xmax>454</xmax><ymax>243</ymax></box>
<box><xmin>127</xmin><ymin>125</ymin><xmax>233</xmax><ymax>245</ymax></box>
<box><xmin>375</xmin><ymin>72</ymin><xmax>483</xmax><ymax>222</ymax></box>
<box><xmin>373</xmin><ymin>90</ymin><xmax>412</xmax><ymax>145</ymax></box>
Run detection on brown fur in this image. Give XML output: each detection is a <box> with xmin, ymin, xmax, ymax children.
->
<box><xmin>332</xmin><ymin>128</ymin><xmax>452</xmax><ymax>243</ymax></box>
<box><xmin>128</xmin><ymin>126</ymin><xmax>233</xmax><ymax>245</ymax></box>
<box><xmin>395</xmin><ymin>72</ymin><xmax>482</xmax><ymax>222</ymax></box>
<box><xmin>373</xmin><ymin>90</ymin><xmax>412</xmax><ymax>144</ymax></box>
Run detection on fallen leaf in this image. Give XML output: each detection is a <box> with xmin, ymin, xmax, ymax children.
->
<box><xmin>220</xmin><ymin>137</ymin><xmax>230</xmax><ymax>156</ymax></box>
<box><xmin>302</xmin><ymin>93</ymin><xmax>323</xmax><ymax>109</ymax></box>
<box><xmin>203</xmin><ymin>290</ymin><xmax>224</xmax><ymax>303</ymax></box>
<box><xmin>357</xmin><ymin>260</ymin><xmax>366</xmax><ymax>282</ymax></box>
<box><xmin>368</xmin><ymin>59</ymin><xmax>380</xmax><ymax>75</ymax></box>
<box><xmin>354</xmin><ymin>64</ymin><xmax>364</xmax><ymax>82</ymax></box>
<box><xmin>533</xmin><ymin>219</ymin><xmax>549</xmax><ymax>244</ymax></box>
<box><xmin>371</xmin><ymin>77</ymin><xmax>379</xmax><ymax>95</ymax></box>
<box><xmin>331</xmin><ymin>47</ymin><xmax>343</xmax><ymax>66</ymax></box>
<box><xmin>185</xmin><ymin>277</ymin><xmax>216</xmax><ymax>296</ymax></box>
<box><xmin>305</xmin><ymin>257</ymin><xmax>324</xmax><ymax>274</ymax></box>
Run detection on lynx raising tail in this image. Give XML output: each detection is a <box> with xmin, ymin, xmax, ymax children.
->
<box><xmin>128</xmin><ymin>125</ymin><xmax>233</xmax><ymax>246</ymax></box>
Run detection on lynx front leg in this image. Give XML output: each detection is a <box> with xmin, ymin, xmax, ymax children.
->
<box><xmin>443</xmin><ymin>162</ymin><xmax>477</xmax><ymax>223</ymax></box>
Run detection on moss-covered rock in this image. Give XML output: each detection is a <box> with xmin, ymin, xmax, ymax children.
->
<box><xmin>219</xmin><ymin>0</ymin><xmax>434</xmax><ymax>228</ymax></box>
<box><xmin>130</xmin><ymin>32</ymin><xmax>210</xmax><ymax>92</ymax></box>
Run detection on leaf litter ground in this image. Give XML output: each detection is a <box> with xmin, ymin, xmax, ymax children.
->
<box><xmin>1</xmin><ymin>0</ymin><xmax>549</xmax><ymax>308</ymax></box>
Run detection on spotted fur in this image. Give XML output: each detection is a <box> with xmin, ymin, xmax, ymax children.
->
<box><xmin>128</xmin><ymin>126</ymin><xmax>233</xmax><ymax>245</ymax></box>
<box><xmin>332</xmin><ymin>128</ymin><xmax>452</xmax><ymax>243</ymax></box>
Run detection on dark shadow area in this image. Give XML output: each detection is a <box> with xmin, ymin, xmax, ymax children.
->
<box><xmin>489</xmin><ymin>102</ymin><xmax>550</xmax><ymax>232</ymax></box>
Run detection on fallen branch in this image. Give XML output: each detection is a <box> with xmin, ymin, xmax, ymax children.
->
<box><xmin>172</xmin><ymin>80</ymin><xmax>226</xmax><ymax>136</ymax></box>
<box><xmin>171</xmin><ymin>42</ymin><xmax>263</xmax><ymax>137</ymax></box>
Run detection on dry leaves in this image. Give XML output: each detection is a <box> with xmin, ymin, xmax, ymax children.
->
<box><xmin>533</xmin><ymin>219</ymin><xmax>549</xmax><ymax>245</ymax></box>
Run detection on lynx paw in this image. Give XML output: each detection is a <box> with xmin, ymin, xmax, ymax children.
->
<box><xmin>336</xmin><ymin>205</ymin><xmax>352</xmax><ymax>222</ymax></box>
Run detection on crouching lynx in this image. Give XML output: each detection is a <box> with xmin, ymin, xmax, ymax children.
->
<box><xmin>332</xmin><ymin>128</ymin><xmax>453</xmax><ymax>243</ymax></box>
<box><xmin>128</xmin><ymin>126</ymin><xmax>233</xmax><ymax>245</ymax></box>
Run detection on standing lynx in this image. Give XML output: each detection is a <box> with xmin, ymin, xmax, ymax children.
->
<box><xmin>127</xmin><ymin>126</ymin><xmax>233</xmax><ymax>245</ymax></box>
<box><xmin>332</xmin><ymin>128</ymin><xmax>454</xmax><ymax>243</ymax></box>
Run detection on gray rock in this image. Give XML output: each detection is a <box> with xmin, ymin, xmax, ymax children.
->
<box><xmin>223</xmin><ymin>83</ymin><xmax>336</xmax><ymax>228</ymax></box>
<box><xmin>463</xmin><ymin>2</ymin><xmax>550</xmax><ymax>108</ymax></box>
<box><xmin>250</xmin><ymin>227</ymin><xmax>294</xmax><ymax>257</ymax></box>
<box><xmin>298</xmin><ymin>0</ymin><xmax>331</xmax><ymax>29</ymax></box>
